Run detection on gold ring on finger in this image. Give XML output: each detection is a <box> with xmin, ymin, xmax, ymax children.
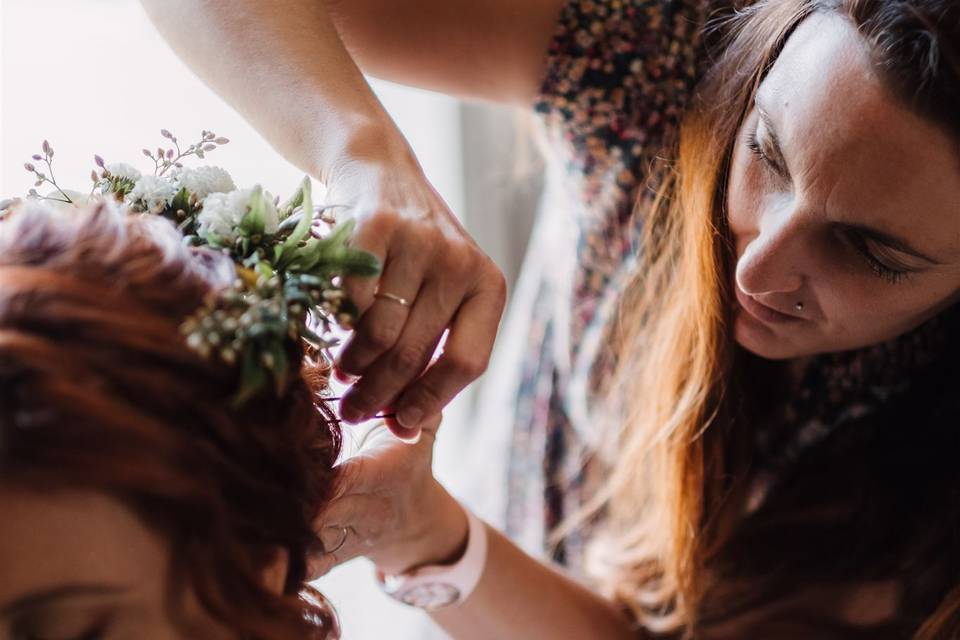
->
<box><xmin>374</xmin><ymin>291</ymin><xmax>412</xmax><ymax>308</ymax></box>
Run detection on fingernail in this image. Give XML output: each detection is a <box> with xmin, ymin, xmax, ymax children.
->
<box><xmin>396</xmin><ymin>427</ymin><xmax>422</xmax><ymax>444</ymax></box>
<box><xmin>397</xmin><ymin>407</ymin><xmax>423</xmax><ymax>429</ymax></box>
<box><xmin>334</xmin><ymin>367</ymin><xmax>358</xmax><ymax>384</ymax></box>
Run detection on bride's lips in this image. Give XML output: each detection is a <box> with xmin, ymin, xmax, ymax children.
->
<box><xmin>734</xmin><ymin>286</ymin><xmax>805</xmax><ymax>325</ymax></box>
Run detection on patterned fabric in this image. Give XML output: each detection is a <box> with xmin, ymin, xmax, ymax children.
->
<box><xmin>505</xmin><ymin>0</ymin><xmax>719</xmax><ymax>565</ymax></box>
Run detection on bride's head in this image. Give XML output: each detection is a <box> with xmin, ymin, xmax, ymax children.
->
<box><xmin>0</xmin><ymin>201</ymin><xmax>340</xmax><ymax>639</ymax></box>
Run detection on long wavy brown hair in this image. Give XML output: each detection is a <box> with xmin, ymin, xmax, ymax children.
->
<box><xmin>588</xmin><ymin>0</ymin><xmax>960</xmax><ymax>637</ymax></box>
<box><xmin>0</xmin><ymin>200</ymin><xmax>341</xmax><ymax>638</ymax></box>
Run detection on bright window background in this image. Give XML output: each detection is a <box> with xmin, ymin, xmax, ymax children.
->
<box><xmin>0</xmin><ymin>2</ymin><xmax>501</xmax><ymax>637</ymax></box>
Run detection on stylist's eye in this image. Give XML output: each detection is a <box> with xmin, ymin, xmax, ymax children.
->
<box><xmin>746</xmin><ymin>128</ymin><xmax>787</xmax><ymax>179</ymax></box>
<box><xmin>844</xmin><ymin>231</ymin><xmax>912</xmax><ymax>284</ymax></box>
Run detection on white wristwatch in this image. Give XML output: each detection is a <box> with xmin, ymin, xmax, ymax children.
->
<box><xmin>376</xmin><ymin>506</ymin><xmax>488</xmax><ymax>611</ymax></box>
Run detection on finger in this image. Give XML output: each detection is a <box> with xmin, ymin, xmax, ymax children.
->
<box><xmin>335</xmin><ymin>250</ymin><xmax>425</xmax><ymax>405</ymax></box>
<box><xmin>313</xmin><ymin>494</ymin><xmax>388</xmax><ymax>566</ymax></box>
<box><xmin>393</xmin><ymin>282</ymin><xmax>505</xmax><ymax>428</ymax></box>
<box><xmin>339</xmin><ymin>274</ymin><xmax>460</xmax><ymax>424</ymax></box>
<box><xmin>339</xmin><ymin>213</ymin><xmax>392</xmax><ymax>315</ymax></box>
<box><xmin>382</xmin><ymin>411</ymin><xmax>442</xmax><ymax>442</ymax></box>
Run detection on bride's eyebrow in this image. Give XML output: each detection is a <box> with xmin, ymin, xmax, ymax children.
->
<box><xmin>0</xmin><ymin>584</ymin><xmax>128</xmax><ymax>617</ymax></box>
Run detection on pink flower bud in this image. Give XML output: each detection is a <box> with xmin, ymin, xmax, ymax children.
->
<box><xmin>94</xmin><ymin>154</ymin><xmax>105</xmax><ymax>167</ymax></box>
<box><xmin>24</xmin><ymin>163</ymin><xmax>35</xmax><ymax>172</ymax></box>
<box><xmin>214</xmin><ymin>137</ymin><xmax>230</xmax><ymax>145</ymax></box>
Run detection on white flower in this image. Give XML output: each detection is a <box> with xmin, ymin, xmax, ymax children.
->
<box><xmin>104</xmin><ymin>162</ymin><xmax>141</xmax><ymax>182</ymax></box>
<box><xmin>127</xmin><ymin>174</ymin><xmax>177</xmax><ymax>214</ymax></box>
<box><xmin>171</xmin><ymin>165</ymin><xmax>236</xmax><ymax>200</ymax></box>
<box><xmin>197</xmin><ymin>186</ymin><xmax>278</xmax><ymax>243</ymax></box>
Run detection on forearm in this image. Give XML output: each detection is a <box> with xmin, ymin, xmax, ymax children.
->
<box><xmin>370</xmin><ymin>480</ymin><xmax>637</xmax><ymax>639</ymax></box>
<box><xmin>430</xmin><ymin>515</ymin><xmax>639</xmax><ymax>639</ymax></box>
<box><xmin>139</xmin><ymin>0</ymin><xmax>409</xmax><ymax>184</ymax></box>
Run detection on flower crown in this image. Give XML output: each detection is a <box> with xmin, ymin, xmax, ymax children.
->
<box><xmin>1</xmin><ymin>130</ymin><xmax>380</xmax><ymax>406</ymax></box>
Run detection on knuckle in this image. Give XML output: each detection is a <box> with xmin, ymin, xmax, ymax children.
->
<box><xmin>361</xmin><ymin>209</ymin><xmax>402</xmax><ymax>236</ymax></box>
<box><xmin>408</xmin><ymin>379</ymin><xmax>445</xmax><ymax>412</ymax></box>
<box><xmin>364</xmin><ymin>320</ymin><xmax>403</xmax><ymax>351</ymax></box>
<box><xmin>391</xmin><ymin>343</ymin><xmax>428</xmax><ymax>375</ymax></box>
<box><xmin>444</xmin><ymin>240</ymin><xmax>479</xmax><ymax>271</ymax></box>
<box><xmin>449</xmin><ymin>352</ymin><xmax>488</xmax><ymax>380</ymax></box>
<box><xmin>488</xmin><ymin>269</ymin><xmax>508</xmax><ymax>306</ymax></box>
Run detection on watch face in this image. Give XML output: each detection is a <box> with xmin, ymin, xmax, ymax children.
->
<box><xmin>399</xmin><ymin>583</ymin><xmax>461</xmax><ymax>610</ymax></box>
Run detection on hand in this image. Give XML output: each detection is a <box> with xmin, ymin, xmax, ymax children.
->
<box><xmin>327</xmin><ymin>149</ymin><xmax>507</xmax><ymax>434</ymax></box>
<box><xmin>310</xmin><ymin>414</ymin><xmax>469</xmax><ymax>577</ymax></box>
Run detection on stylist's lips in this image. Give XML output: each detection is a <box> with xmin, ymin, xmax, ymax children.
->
<box><xmin>734</xmin><ymin>286</ymin><xmax>805</xmax><ymax>325</ymax></box>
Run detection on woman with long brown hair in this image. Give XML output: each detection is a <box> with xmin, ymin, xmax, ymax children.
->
<box><xmin>0</xmin><ymin>201</ymin><xmax>343</xmax><ymax>639</ymax></box>
<box><xmin>143</xmin><ymin>0</ymin><xmax>960</xmax><ymax>637</ymax></box>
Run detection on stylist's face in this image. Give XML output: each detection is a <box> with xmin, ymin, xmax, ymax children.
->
<box><xmin>726</xmin><ymin>12</ymin><xmax>960</xmax><ymax>360</ymax></box>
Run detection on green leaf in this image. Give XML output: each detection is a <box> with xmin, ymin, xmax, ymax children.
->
<box><xmin>325</xmin><ymin>218</ymin><xmax>355</xmax><ymax>248</ymax></box>
<box><xmin>255</xmin><ymin>261</ymin><xmax>274</xmax><ymax>281</ymax></box>
<box><xmin>333</xmin><ymin>248</ymin><xmax>381</xmax><ymax>276</ymax></box>
<box><xmin>171</xmin><ymin>187</ymin><xmax>191</xmax><ymax>212</ymax></box>
<box><xmin>276</xmin><ymin>179</ymin><xmax>314</xmax><ymax>268</ymax></box>
<box><xmin>205</xmin><ymin>231</ymin><xmax>228</xmax><ymax>248</ymax></box>
<box><xmin>238</xmin><ymin>185</ymin><xmax>266</xmax><ymax>237</ymax></box>
<box><xmin>295</xmin><ymin>241</ymin><xmax>381</xmax><ymax>277</ymax></box>
<box><xmin>278</xmin><ymin>177</ymin><xmax>307</xmax><ymax>220</ymax></box>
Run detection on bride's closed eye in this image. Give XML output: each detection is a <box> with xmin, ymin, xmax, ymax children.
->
<box><xmin>8</xmin><ymin>608</ymin><xmax>114</xmax><ymax>640</ymax></box>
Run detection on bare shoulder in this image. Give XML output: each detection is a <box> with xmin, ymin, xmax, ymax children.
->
<box><xmin>323</xmin><ymin>0</ymin><xmax>567</xmax><ymax>105</ymax></box>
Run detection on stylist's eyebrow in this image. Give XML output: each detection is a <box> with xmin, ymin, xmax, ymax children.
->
<box><xmin>0</xmin><ymin>584</ymin><xmax>128</xmax><ymax>616</ymax></box>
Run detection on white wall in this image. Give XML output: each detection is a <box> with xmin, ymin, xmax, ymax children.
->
<box><xmin>1</xmin><ymin>2</ymin><xmax>469</xmax><ymax>637</ymax></box>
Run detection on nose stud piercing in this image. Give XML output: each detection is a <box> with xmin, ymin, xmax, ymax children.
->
<box><xmin>795</xmin><ymin>302</ymin><xmax>804</xmax><ymax>312</ymax></box>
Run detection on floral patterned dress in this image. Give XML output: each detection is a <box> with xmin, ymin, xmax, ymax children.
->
<box><xmin>490</xmin><ymin>0</ymin><xmax>723</xmax><ymax>563</ymax></box>
<box><xmin>470</xmin><ymin>2</ymin><xmax>960</xmax><ymax>633</ymax></box>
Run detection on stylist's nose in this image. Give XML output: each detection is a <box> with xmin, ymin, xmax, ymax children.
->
<box><xmin>736</xmin><ymin>206</ymin><xmax>806</xmax><ymax>296</ymax></box>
